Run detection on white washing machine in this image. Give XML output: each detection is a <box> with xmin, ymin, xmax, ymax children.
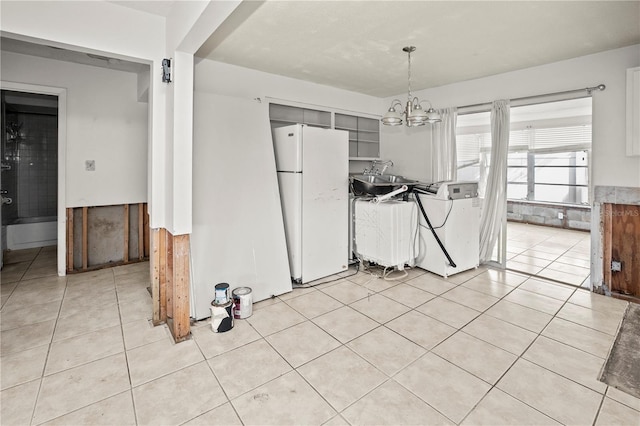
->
<box><xmin>354</xmin><ymin>199</ymin><xmax>418</xmax><ymax>270</ymax></box>
<box><xmin>415</xmin><ymin>182</ymin><xmax>480</xmax><ymax>277</ymax></box>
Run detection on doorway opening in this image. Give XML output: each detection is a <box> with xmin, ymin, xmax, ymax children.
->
<box><xmin>1</xmin><ymin>90</ymin><xmax>59</xmax><ymax>257</ymax></box>
<box><xmin>456</xmin><ymin>97</ymin><xmax>593</xmax><ymax>287</ymax></box>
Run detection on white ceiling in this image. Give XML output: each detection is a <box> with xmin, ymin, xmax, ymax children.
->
<box><xmin>194</xmin><ymin>0</ymin><xmax>640</xmax><ymax>97</ymax></box>
<box><xmin>5</xmin><ymin>1</ymin><xmax>640</xmax><ymax>99</ymax></box>
<box><xmin>0</xmin><ymin>37</ymin><xmax>150</xmax><ymax>74</ymax></box>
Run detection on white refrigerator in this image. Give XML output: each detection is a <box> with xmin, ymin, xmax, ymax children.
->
<box><xmin>273</xmin><ymin>124</ymin><xmax>349</xmax><ymax>284</ymax></box>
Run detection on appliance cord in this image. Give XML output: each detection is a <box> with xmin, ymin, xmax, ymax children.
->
<box><xmin>414</xmin><ymin>193</ymin><xmax>457</xmax><ymax>268</ymax></box>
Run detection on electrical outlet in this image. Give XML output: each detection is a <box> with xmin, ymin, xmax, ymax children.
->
<box><xmin>85</xmin><ymin>160</ymin><xmax>95</xmax><ymax>171</ymax></box>
<box><xmin>611</xmin><ymin>260</ymin><xmax>622</xmax><ymax>272</ymax></box>
<box><xmin>558</xmin><ymin>212</ymin><xmax>564</xmax><ymax>220</ymax></box>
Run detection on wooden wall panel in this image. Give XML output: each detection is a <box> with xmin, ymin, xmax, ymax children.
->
<box><xmin>610</xmin><ymin>204</ymin><xmax>640</xmax><ymax>297</ymax></box>
<box><xmin>602</xmin><ymin>203</ymin><xmax>613</xmax><ymax>292</ymax></box>
<box><xmin>143</xmin><ymin>204</ymin><xmax>150</xmax><ymax>257</ymax></box>
<box><xmin>170</xmin><ymin>234</ymin><xmax>191</xmax><ymax>342</ymax></box>
<box><xmin>82</xmin><ymin>206</ymin><xmax>88</xmax><ymax>270</ymax></box>
<box><xmin>138</xmin><ymin>204</ymin><xmax>144</xmax><ymax>261</ymax></box>
<box><xmin>123</xmin><ymin>204</ymin><xmax>130</xmax><ymax>263</ymax></box>
<box><xmin>65</xmin><ymin>203</ymin><xmax>149</xmax><ymax>273</ymax></box>
<box><xmin>150</xmin><ymin>228</ymin><xmax>191</xmax><ymax>342</ymax></box>
<box><xmin>166</xmin><ymin>231</ymin><xmax>174</xmax><ymax>319</ymax></box>
<box><xmin>152</xmin><ymin>228</ymin><xmax>164</xmax><ymax>325</ymax></box>
<box><xmin>66</xmin><ymin>208</ymin><xmax>74</xmax><ymax>273</ymax></box>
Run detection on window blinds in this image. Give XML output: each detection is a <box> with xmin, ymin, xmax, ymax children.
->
<box><xmin>457</xmin><ymin>123</ymin><xmax>591</xmax><ymax>158</ymax></box>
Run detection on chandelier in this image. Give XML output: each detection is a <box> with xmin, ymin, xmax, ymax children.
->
<box><xmin>381</xmin><ymin>46</ymin><xmax>441</xmax><ymax>127</ymax></box>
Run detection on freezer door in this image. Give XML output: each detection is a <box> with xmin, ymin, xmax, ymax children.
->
<box><xmin>277</xmin><ymin>172</ymin><xmax>303</xmax><ymax>280</ymax></box>
<box><xmin>273</xmin><ymin>124</ymin><xmax>303</xmax><ymax>172</ymax></box>
<box><xmin>301</xmin><ymin>126</ymin><xmax>349</xmax><ymax>282</ymax></box>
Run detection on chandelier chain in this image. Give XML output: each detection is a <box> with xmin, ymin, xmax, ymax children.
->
<box><xmin>407</xmin><ymin>49</ymin><xmax>412</xmax><ymax>101</ymax></box>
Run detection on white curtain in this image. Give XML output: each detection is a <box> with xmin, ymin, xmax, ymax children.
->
<box><xmin>430</xmin><ymin>107</ymin><xmax>458</xmax><ymax>182</ymax></box>
<box><xmin>479</xmin><ymin>100</ymin><xmax>510</xmax><ymax>262</ymax></box>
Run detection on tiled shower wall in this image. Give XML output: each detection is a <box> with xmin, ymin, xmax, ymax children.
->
<box><xmin>4</xmin><ymin>112</ymin><xmax>57</xmax><ymax>221</ymax></box>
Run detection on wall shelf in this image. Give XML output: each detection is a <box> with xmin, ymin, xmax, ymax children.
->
<box><xmin>336</xmin><ymin>113</ymin><xmax>380</xmax><ymax>159</ymax></box>
<box><xmin>268</xmin><ymin>103</ymin><xmax>381</xmax><ymax>160</ymax></box>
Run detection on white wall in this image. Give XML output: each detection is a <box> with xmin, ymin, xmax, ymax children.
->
<box><xmin>1</xmin><ymin>0</ymin><xmax>168</xmax><ymax>228</ymax></box>
<box><xmin>196</xmin><ymin>59</ymin><xmax>385</xmax><ymax>174</ymax></box>
<box><xmin>380</xmin><ymin>124</ymin><xmax>433</xmax><ymax>183</ymax></box>
<box><xmin>195</xmin><ymin>59</ymin><xmax>383</xmax><ymax>115</ymax></box>
<box><xmin>2</xmin><ymin>51</ymin><xmax>148</xmax><ymax>207</ymax></box>
<box><xmin>383</xmin><ymin>45</ymin><xmax>640</xmax><ymax>188</ymax></box>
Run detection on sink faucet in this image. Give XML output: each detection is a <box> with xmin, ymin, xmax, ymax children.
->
<box><xmin>363</xmin><ymin>160</ymin><xmax>393</xmax><ymax>176</ymax></box>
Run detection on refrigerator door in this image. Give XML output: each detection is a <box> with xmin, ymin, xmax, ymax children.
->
<box><xmin>273</xmin><ymin>124</ymin><xmax>303</xmax><ymax>172</ymax></box>
<box><xmin>301</xmin><ymin>126</ymin><xmax>349</xmax><ymax>282</ymax></box>
<box><xmin>277</xmin><ymin>172</ymin><xmax>302</xmax><ymax>281</ymax></box>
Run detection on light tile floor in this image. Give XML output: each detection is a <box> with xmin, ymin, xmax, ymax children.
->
<box><xmin>2</xmin><ymin>246</ymin><xmax>640</xmax><ymax>425</ymax></box>
<box><xmin>506</xmin><ymin>222</ymin><xmax>591</xmax><ymax>287</ymax></box>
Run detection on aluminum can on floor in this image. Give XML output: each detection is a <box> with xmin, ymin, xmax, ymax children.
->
<box><xmin>214</xmin><ymin>282</ymin><xmax>230</xmax><ymax>305</ymax></box>
<box><xmin>232</xmin><ymin>287</ymin><xmax>253</xmax><ymax>319</ymax></box>
<box><xmin>210</xmin><ymin>300</ymin><xmax>233</xmax><ymax>332</ymax></box>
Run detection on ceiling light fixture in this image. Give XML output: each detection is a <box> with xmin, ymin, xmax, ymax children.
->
<box><xmin>381</xmin><ymin>46</ymin><xmax>441</xmax><ymax>127</ymax></box>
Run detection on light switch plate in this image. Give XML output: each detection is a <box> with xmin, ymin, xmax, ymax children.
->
<box><xmin>85</xmin><ymin>160</ymin><xmax>95</xmax><ymax>171</ymax></box>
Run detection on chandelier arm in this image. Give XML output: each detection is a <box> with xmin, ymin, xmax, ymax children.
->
<box><xmin>389</xmin><ymin>99</ymin><xmax>404</xmax><ymax>111</ymax></box>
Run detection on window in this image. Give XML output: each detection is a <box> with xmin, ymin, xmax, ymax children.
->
<box><xmin>456</xmin><ymin>97</ymin><xmax>592</xmax><ymax>205</ymax></box>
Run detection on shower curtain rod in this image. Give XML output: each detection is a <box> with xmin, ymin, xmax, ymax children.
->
<box><xmin>457</xmin><ymin>84</ymin><xmax>606</xmax><ymax>113</ymax></box>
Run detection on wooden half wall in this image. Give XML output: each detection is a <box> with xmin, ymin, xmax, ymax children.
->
<box><xmin>151</xmin><ymin>228</ymin><xmax>191</xmax><ymax>342</ymax></box>
<box><xmin>66</xmin><ymin>203</ymin><xmax>150</xmax><ymax>272</ymax></box>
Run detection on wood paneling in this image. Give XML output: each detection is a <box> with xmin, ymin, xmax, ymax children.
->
<box><xmin>143</xmin><ymin>204</ymin><xmax>150</xmax><ymax>257</ymax></box>
<box><xmin>123</xmin><ymin>204</ymin><xmax>130</xmax><ymax>263</ymax></box>
<box><xmin>138</xmin><ymin>204</ymin><xmax>144</xmax><ymax>261</ymax></box>
<box><xmin>609</xmin><ymin>204</ymin><xmax>640</xmax><ymax>297</ymax></box>
<box><xmin>603</xmin><ymin>203</ymin><xmax>613</xmax><ymax>292</ymax></box>
<box><xmin>150</xmin><ymin>227</ymin><xmax>191</xmax><ymax>342</ymax></box>
<box><xmin>82</xmin><ymin>206</ymin><xmax>88</xmax><ymax>271</ymax></box>
<box><xmin>170</xmin><ymin>234</ymin><xmax>191</xmax><ymax>342</ymax></box>
<box><xmin>152</xmin><ymin>228</ymin><xmax>164</xmax><ymax>325</ymax></box>
<box><xmin>166</xmin><ymin>231</ymin><xmax>174</xmax><ymax>319</ymax></box>
<box><xmin>66</xmin><ymin>208</ymin><xmax>74</xmax><ymax>273</ymax></box>
<box><xmin>65</xmin><ymin>203</ymin><xmax>149</xmax><ymax>273</ymax></box>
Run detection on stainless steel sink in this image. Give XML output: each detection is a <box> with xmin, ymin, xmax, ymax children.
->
<box><xmin>350</xmin><ymin>174</ymin><xmax>419</xmax><ymax>195</ymax></box>
<box><xmin>378</xmin><ymin>175</ymin><xmax>417</xmax><ymax>184</ymax></box>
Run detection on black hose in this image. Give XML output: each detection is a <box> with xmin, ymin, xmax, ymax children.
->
<box><xmin>414</xmin><ymin>193</ymin><xmax>457</xmax><ymax>268</ymax></box>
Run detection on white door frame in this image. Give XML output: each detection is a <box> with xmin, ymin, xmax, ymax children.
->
<box><xmin>1</xmin><ymin>81</ymin><xmax>67</xmax><ymax>276</ymax></box>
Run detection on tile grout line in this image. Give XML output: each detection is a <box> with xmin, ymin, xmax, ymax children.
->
<box><xmin>112</xmin><ymin>267</ymin><xmax>140</xmax><ymax>426</ymax></box>
<box><xmin>197</xmin><ymin>333</ymin><xmax>248</xmax><ymax>426</ymax></box>
<box><xmin>27</xmin><ymin>247</ymin><xmax>64</xmax><ymax>426</ymax></box>
<box><xmin>455</xmin><ymin>285</ymin><xmax>581</xmax><ymax>426</ymax></box>
<box><xmin>481</xmin><ymin>285</ymin><xmax>620</xmax><ymax>425</ymax></box>
<box><xmin>1</xmin><ymin>247</ymin><xmax>42</xmax><ymax>307</ymax></box>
